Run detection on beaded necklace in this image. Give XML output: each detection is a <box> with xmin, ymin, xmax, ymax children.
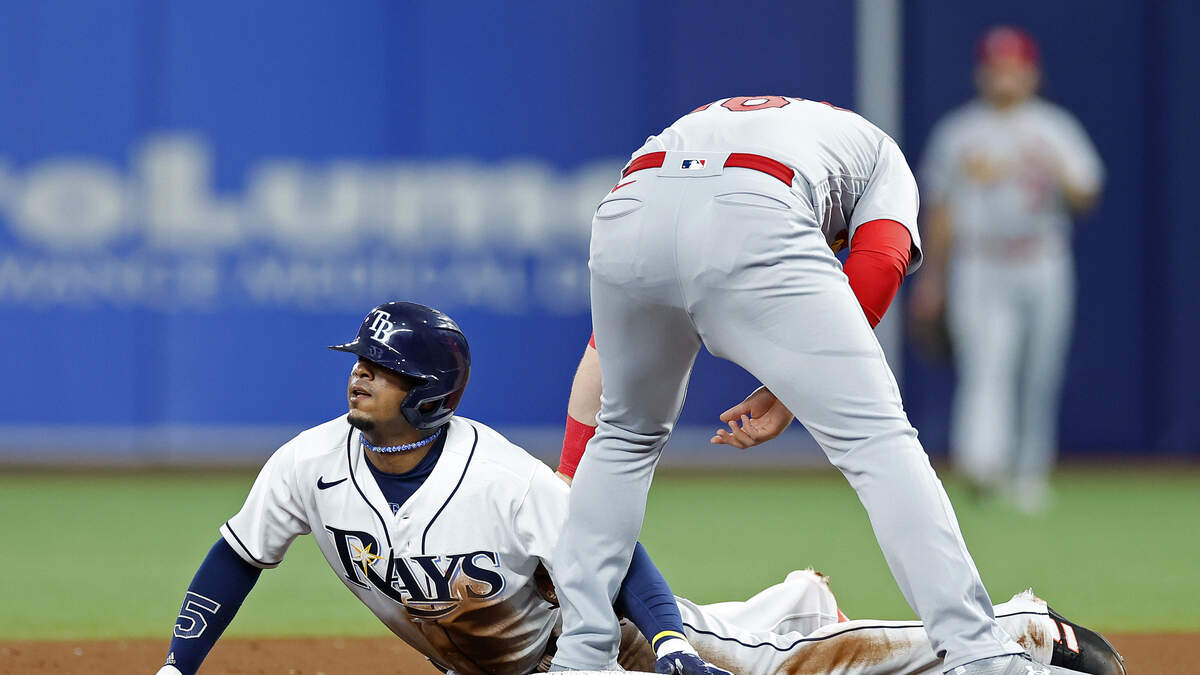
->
<box><xmin>360</xmin><ymin>427</ymin><xmax>443</xmax><ymax>454</ymax></box>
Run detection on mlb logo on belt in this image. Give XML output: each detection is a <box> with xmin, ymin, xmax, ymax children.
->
<box><xmin>681</xmin><ymin>159</ymin><xmax>707</xmax><ymax>169</ymax></box>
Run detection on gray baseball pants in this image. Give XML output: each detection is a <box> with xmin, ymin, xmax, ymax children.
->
<box><xmin>550</xmin><ymin>159</ymin><xmax>1024</xmax><ymax>672</ymax></box>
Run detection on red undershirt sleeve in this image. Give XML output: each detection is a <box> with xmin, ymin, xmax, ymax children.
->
<box><xmin>558</xmin><ymin>335</ymin><xmax>598</xmax><ymax>478</ymax></box>
<box><xmin>558</xmin><ymin>415</ymin><xmax>595</xmax><ymax>479</ymax></box>
<box><xmin>842</xmin><ymin>219</ymin><xmax>912</xmax><ymax>328</ymax></box>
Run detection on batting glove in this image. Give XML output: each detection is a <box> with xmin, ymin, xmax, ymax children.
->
<box><xmin>653</xmin><ymin>637</ymin><xmax>733</xmax><ymax>675</ymax></box>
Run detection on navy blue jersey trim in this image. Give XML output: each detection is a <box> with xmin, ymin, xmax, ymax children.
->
<box><xmin>421</xmin><ymin>423</ymin><xmax>478</xmax><ymax>554</ymax></box>
<box><xmin>682</xmin><ymin>609</ymin><xmax>1046</xmax><ymax>652</ymax></box>
<box><xmin>222</xmin><ymin>521</ymin><xmax>281</xmax><ymax>568</ymax></box>
<box><xmin>346</xmin><ymin>428</ymin><xmax>393</xmax><ymax>549</ymax></box>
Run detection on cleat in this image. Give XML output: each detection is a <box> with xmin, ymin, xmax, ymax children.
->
<box><xmin>1046</xmin><ymin>606</ymin><xmax>1127</xmax><ymax>675</ymax></box>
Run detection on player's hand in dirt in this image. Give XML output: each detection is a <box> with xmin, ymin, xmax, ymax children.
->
<box><xmin>655</xmin><ymin>650</ymin><xmax>733</xmax><ymax>675</ymax></box>
<box><xmin>710</xmin><ymin>386</ymin><xmax>794</xmax><ymax>449</ymax></box>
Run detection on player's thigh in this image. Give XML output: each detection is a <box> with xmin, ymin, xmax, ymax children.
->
<box><xmin>590</xmin><ymin>275</ymin><xmax>701</xmax><ymax>437</ymax></box>
<box><xmin>692</xmin><ymin>255</ymin><xmax>912</xmax><ymax>453</ymax></box>
<box><xmin>590</xmin><ymin>177</ymin><xmax>701</xmax><ymax>435</ymax></box>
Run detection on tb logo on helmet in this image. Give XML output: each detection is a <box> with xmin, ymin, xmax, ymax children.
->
<box><xmin>367</xmin><ymin>310</ymin><xmax>401</xmax><ymax>343</ymax></box>
<box><xmin>331</xmin><ymin>301</ymin><xmax>472</xmax><ymax>429</ymax></box>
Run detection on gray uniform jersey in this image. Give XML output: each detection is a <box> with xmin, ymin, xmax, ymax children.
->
<box><xmin>632</xmin><ymin>96</ymin><xmax>923</xmax><ymax>269</ymax></box>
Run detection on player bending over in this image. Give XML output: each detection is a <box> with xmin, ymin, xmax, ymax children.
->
<box><xmin>549</xmin><ymin>94</ymin><xmax>1104</xmax><ymax>675</ymax></box>
<box><xmin>153</xmin><ymin>301</ymin><xmax>1121</xmax><ymax>675</ymax></box>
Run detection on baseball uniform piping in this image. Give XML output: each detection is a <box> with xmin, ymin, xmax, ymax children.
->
<box><xmin>421</xmin><ymin>422</ymin><xmax>479</xmax><ymax>554</ymax></box>
<box><xmin>681</xmin><ymin>610</ymin><xmax>1047</xmax><ymax>652</ymax></box>
<box><xmin>346</xmin><ymin>428</ymin><xmax>394</xmax><ymax>549</ymax></box>
<box><xmin>222</xmin><ymin>521</ymin><xmax>281</xmax><ymax>568</ymax></box>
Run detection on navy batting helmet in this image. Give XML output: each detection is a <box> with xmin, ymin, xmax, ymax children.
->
<box><xmin>330</xmin><ymin>301</ymin><xmax>470</xmax><ymax>430</ymax></box>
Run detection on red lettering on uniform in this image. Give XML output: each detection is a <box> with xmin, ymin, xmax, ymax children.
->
<box><xmin>721</xmin><ymin>96</ymin><xmax>790</xmax><ymax>112</ymax></box>
<box><xmin>691</xmin><ymin>101</ymin><xmax>716</xmax><ymax>113</ymax></box>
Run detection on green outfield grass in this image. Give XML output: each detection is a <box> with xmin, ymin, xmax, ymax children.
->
<box><xmin>0</xmin><ymin>465</ymin><xmax>1196</xmax><ymax>640</ymax></box>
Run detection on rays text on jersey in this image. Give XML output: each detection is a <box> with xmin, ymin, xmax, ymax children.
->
<box><xmin>327</xmin><ymin>526</ymin><xmax>505</xmax><ymax>619</ymax></box>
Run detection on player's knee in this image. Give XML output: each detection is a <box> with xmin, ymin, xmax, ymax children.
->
<box><xmin>785</xmin><ymin>569</ymin><xmax>836</xmax><ymax>597</ymax></box>
<box><xmin>777</xmin><ymin>569</ymin><xmax>841</xmax><ymax>628</ymax></box>
<box><xmin>594</xmin><ymin>420</ymin><xmax>672</xmax><ymax>450</ymax></box>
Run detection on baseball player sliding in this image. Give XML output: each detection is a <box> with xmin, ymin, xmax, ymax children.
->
<box><xmin>548</xmin><ymin>96</ymin><xmax>1097</xmax><ymax>675</ymax></box>
<box><xmin>154</xmin><ymin>301</ymin><xmax>1124</xmax><ymax>675</ymax></box>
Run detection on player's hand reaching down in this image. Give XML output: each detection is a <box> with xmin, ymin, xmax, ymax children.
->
<box><xmin>710</xmin><ymin>386</ymin><xmax>794</xmax><ymax>449</ymax></box>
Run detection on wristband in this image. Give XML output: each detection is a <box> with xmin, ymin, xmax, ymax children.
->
<box><xmin>558</xmin><ymin>415</ymin><xmax>596</xmax><ymax>478</ymax></box>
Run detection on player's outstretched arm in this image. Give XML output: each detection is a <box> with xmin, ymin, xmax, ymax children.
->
<box><xmin>556</xmin><ymin>336</ymin><xmax>601</xmax><ymax>483</ymax></box>
<box><xmin>154</xmin><ymin>538</ymin><xmax>262</xmax><ymax>675</ymax></box>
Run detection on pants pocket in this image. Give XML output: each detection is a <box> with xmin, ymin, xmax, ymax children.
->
<box><xmin>713</xmin><ymin>191</ymin><xmax>792</xmax><ymax>211</ymax></box>
<box><xmin>595</xmin><ymin>197</ymin><xmax>645</xmax><ymax>219</ymax></box>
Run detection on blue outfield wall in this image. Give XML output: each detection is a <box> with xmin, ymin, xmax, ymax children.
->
<box><xmin>0</xmin><ymin>0</ymin><xmax>853</xmax><ymax>462</ymax></box>
<box><xmin>0</xmin><ymin>1</ymin><xmax>1194</xmax><ymax>463</ymax></box>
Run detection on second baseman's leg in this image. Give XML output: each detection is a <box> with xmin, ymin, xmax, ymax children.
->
<box><xmin>679</xmin><ymin>177</ymin><xmax>1023</xmax><ymax>670</ymax></box>
<box><xmin>551</xmin><ymin>177</ymin><xmax>703</xmax><ymax>669</ymax></box>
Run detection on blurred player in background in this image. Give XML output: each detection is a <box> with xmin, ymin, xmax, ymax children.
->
<box><xmin>911</xmin><ymin>26</ymin><xmax>1104</xmax><ymax>513</ymax></box>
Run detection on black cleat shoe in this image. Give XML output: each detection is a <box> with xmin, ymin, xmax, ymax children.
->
<box><xmin>1046</xmin><ymin>605</ymin><xmax>1127</xmax><ymax>675</ymax></box>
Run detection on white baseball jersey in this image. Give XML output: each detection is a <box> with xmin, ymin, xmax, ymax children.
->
<box><xmin>920</xmin><ymin>98</ymin><xmax>1103</xmax><ymax>250</ymax></box>
<box><xmin>221</xmin><ymin>415</ymin><xmax>571</xmax><ymax>675</ymax></box>
<box><xmin>631</xmin><ymin>95</ymin><xmax>924</xmax><ymax>271</ymax></box>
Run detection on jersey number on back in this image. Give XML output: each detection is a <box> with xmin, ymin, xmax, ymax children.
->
<box><xmin>691</xmin><ymin>96</ymin><xmax>851</xmax><ymax>113</ymax></box>
<box><xmin>692</xmin><ymin>96</ymin><xmax>789</xmax><ymax>113</ymax></box>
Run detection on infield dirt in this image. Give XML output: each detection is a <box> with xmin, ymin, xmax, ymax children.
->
<box><xmin>0</xmin><ymin>634</ymin><xmax>1191</xmax><ymax>675</ymax></box>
